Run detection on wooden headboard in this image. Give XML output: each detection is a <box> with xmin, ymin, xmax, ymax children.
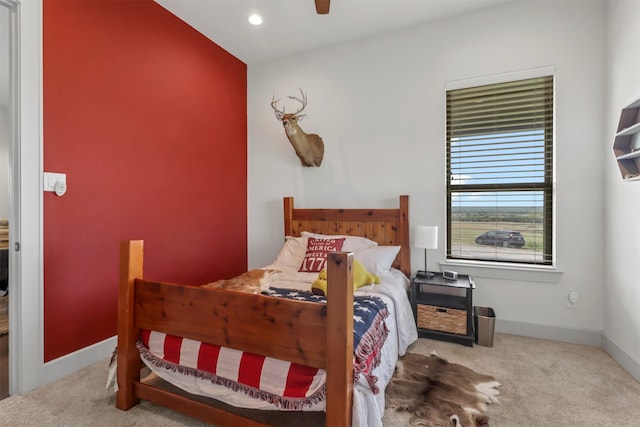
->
<box><xmin>283</xmin><ymin>195</ymin><xmax>411</xmax><ymax>277</ymax></box>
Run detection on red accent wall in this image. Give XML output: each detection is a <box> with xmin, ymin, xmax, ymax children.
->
<box><xmin>43</xmin><ymin>0</ymin><xmax>247</xmax><ymax>361</ymax></box>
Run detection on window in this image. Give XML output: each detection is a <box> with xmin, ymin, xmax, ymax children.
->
<box><xmin>446</xmin><ymin>75</ymin><xmax>554</xmax><ymax>266</ymax></box>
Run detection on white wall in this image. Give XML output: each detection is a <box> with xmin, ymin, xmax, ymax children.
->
<box><xmin>604</xmin><ymin>1</ymin><xmax>640</xmax><ymax>379</ymax></box>
<box><xmin>248</xmin><ymin>1</ymin><xmax>607</xmax><ymax>344</ymax></box>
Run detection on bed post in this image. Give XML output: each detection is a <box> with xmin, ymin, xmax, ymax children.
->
<box><xmin>398</xmin><ymin>195</ymin><xmax>410</xmax><ymax>277</ymax></box>
<box><xmin>325</xmin><ymin>252</ymin><xmax>354</xmax><ymax>427</ymax></box>
<box><xmin>283</xmin><ymin>197</ymin><xmax>294</xmax><ymax>237</ymax></box>
<box><xmin>116</xmin><ymin>240</ymin><xmax>144</xmax><ymax>410</ymax></box>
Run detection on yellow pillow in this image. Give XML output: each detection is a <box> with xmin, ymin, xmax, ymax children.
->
<box><xmin>311</xmin><ymin>259</ymin><xmax>380</xmax><ymax>296</ymax></box>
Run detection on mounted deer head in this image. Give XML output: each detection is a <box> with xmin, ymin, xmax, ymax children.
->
<box><xmin>271</xmin><ymin>89</ymin><xmax>325</xmax><ymax>167</ymax></box>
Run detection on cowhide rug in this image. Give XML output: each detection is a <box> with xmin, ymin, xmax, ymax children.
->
<box><xmin>385</xmin><ymin>352</ymin><xmax>501</xmax><ymax>427</ymax></box>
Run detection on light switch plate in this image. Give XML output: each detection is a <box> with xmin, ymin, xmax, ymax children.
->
<box><xmin>43</xmin><ymin>172</ymin><xmax>66</xmax><ymax>192</ymax></box>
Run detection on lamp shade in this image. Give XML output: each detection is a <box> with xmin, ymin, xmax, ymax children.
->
<box><xmin>414</xmin><ymin>225</ymin><xmax>438</xmax><ymax>250</ymax></box>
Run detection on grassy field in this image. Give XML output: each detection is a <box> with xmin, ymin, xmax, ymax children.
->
<box><xmin>450</xmin><ymin>221</ymin><xmax>544</xmax><ymax>250</ymax></box>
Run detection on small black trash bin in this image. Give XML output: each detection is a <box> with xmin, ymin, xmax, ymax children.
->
<box><xmin>473</xmin><ymin>306</ymin><xmax>496</xmax><ymax>347</ymax></box>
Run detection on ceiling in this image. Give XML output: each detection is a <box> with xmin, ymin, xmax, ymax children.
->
<box><xmin>155</xmin><ymin>0</ymin><xmax>515</xmax><ymax>65</ymax></box>
<box><xmin>0</xmin><ymin>0</ymin><xmax>519</xmax><ymax>109</ymax></box>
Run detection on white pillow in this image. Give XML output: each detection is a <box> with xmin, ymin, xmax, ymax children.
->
<box><xmin>300</xmin><ymin>231</ymin><xmax>378</xmax><ymax>252</ymax></box>
<box><xmin>273</xmin><ymin>236</ymin><xmax>308</xmax><ymax>268</ymax></box>
<box><xmin>353</xmin><ymin>246</ymin><xmax>401</xmax><ymax>274</ymax></box>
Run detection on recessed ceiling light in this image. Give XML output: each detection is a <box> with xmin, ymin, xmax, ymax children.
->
<box><xmin>248</xmin><ymin>14</ymin><xmax>263</xmax><ymax>25</ymax></box>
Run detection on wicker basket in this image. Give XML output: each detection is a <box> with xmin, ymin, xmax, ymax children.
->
<box><xmin>417</xmin><ymin>304</ymin><xmax>466</xmax><ymax>335</ymax></box>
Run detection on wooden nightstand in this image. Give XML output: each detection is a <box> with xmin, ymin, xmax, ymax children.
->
<box><xmin>410</xmin><ymin>272</ymin><xmax>475</xmax><ymax>347</ymax></box>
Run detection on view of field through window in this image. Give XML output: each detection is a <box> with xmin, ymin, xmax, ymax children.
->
<box><xmin>449</xmin><ymin>204</ymin><xmax>546</xmax><ymax>264</ymax></box>
<box><xmin>448</xmin><ymin>125</ymin><xmax>552</xmax><ymax>264</ymax></box>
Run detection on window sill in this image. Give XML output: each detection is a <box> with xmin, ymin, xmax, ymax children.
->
<box><xmin>440</xmin><ymin>260</ymin><xmax>563</xmax><ymax>284</ymax></box>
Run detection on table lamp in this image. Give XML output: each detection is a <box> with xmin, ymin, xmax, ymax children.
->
<box><xmin>414</xmin><ymin>225</ymin><xmax>438</xmax><ymax>279</ymax></box>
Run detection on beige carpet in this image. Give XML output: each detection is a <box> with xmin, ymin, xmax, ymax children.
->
<box><xmin>0</xmin><ymin>333</ymin><xmax>639</xmax><ymax>426</ymax></box>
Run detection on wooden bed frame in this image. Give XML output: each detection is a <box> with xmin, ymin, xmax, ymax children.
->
<box><xmin>116</xmin><ymin>195</ymin><xmax>410</xmax><ymax>427</ymax></box>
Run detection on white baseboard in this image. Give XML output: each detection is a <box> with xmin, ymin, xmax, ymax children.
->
<box><xmin>43</xmin><ymin>335</ymin><xmax>116</xmax><ymax>385</ymax></box>
<box><xmin>602</xmin><ymin>335</ymin><xmax>640</xmax><ymax>383</ymax></box>
<box><xmin>496</xmin><ymin>319</ymin><xmax>603</xmax><ymax>347</ymax></box>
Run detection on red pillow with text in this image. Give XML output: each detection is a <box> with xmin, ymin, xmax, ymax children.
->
<box><xmin>298</xmin><ymin>237</ymin><xmax>346</xmax><ymax>273</ymax></box>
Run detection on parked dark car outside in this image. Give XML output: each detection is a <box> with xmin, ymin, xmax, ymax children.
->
<box><xmin>475</xmin><ymin>230</ymin><xmax>526</xmax><ymax>248</ymax></box>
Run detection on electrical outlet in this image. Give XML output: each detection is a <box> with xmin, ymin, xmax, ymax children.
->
<box><xmin>566</xmin><ymin>291</ymin><xmax>578</xmax><ymax>309</ymax></box>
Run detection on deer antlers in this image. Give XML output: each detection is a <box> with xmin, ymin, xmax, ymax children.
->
<box><xmin>271</xmin><ymin>88</ymin><xmax>307</xmax><ymax>119</ymax></box>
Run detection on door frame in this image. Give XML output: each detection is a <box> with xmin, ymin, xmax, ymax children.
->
<box><xmin>3</xmin><ymin>0</ymin><xmax>43</xmax><ymax>395</ymax></box>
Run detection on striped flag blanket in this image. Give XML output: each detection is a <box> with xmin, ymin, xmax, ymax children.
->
<box><xmin>137</xmin><ymin>288</ymin><xmax>389</xmax><ymax>410</ymax></box>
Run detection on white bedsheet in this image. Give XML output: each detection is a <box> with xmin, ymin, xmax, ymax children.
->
<box><xmin>139</xmin><ymin>265</ymin><xmax>418</xmax><ymax>427</ymax></box>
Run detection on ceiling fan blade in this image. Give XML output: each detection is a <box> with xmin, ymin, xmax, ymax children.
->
<box><xmin>315</xmin><ymin>0</ymin><xmax>330</xmax><ymax>14</ymax></box>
